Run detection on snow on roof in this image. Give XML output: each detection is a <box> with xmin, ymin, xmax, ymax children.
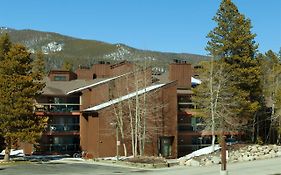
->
<box><xmin>83</xmin><ymin>83</ymin><xmax>166</xmax><ymax>112</ymax></box>
<box><xmin>191</xmin><ymin>77</ymin><xmax>202</xmax><ymax>85</ymax></box>
<box><xmin>67</xmin><ymin>73</ymin><xmax>130</xmax><ymax>95</ymax></box>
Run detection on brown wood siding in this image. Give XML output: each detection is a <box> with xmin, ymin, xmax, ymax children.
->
<box><xmin>92</xmin><ymin>64</ymin><xmax>111</xmax><ymax>78</ymax></box>
<box><xmin>86</xmin><ymin>116</ymin><xmax>100</xmax><ymax>157</ymax></box>
<box><xmin>110</xmin><ymin>63</ymin><xmax>134</xmax><ymax>76</ymax></box>
<box><xmin>169</xmin><ymin>63</ymin><xmax>192</xmax><ymax>89</ymax></box>
<box><xmin>76</xmin><ymin>69</ymin><xmax>94</xmax><ymax>80</ymax></box>
<box><xmin>80</xmin><ymin>82</ymin><xmax>178</xmax><ymax>158</ymax></box>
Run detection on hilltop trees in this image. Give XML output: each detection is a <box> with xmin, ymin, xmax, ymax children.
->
<box><xmin>0</xmin><ymin>34</ymin><xmax>47</xmax><ymax>161</ymax></box>
<box><xmin>194</xmin><ymin>0</ymin><xmax>261</xmax><ymax>142</ymax></box>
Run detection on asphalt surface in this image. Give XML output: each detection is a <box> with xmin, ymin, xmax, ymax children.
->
<box><xmin>0</xmin><ymin>157</ymin><xmax>281</xmax><ymax>175</ymax></box>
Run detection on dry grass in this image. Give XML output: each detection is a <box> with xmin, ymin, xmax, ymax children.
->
<box><xmin>126</xmin><ymin>156</ymin><xmax>167</xmax><ymax>164</ymax></box>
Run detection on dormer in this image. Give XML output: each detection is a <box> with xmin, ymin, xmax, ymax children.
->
<box><xmin>48</xmin><ymin>70</ymin><xmax>77</xmax><ymax>81</ymax></box>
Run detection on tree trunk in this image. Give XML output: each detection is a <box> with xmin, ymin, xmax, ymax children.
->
<box><xmin>251</xmin><ymin>113</ymin><xmax>257</xmax><ymax>143</ymax></box>
<box><xmin>210</xmin><ymin>60</ymin><xmax>215</xmax><ymax>151</ymax></box>
<box><xmin>3</xmin><ymin>147</ymin><xmax>10</xmax><ymax>162</ymax></box>
<box><xmin>122</xmin><ymin>143</ymin><xmax>127</xmax><ymax>157</ymax></box>
<box><xmin>266</xmin><ymin>103</ymin><xmax>275</xmax><ymax>143</ymax></box>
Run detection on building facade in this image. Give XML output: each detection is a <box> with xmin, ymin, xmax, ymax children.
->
<box><xmin>27</xmin><ymin>60</ymin><xmax>206</xmax><ymax>158</ymax></box>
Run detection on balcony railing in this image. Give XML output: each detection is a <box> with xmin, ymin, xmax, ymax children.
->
<box><xmin>35</xmin><ymin>103</ymin><xmax>80</xmax><ymax>113</ymax></box>
<box><xmin>46</xmin><ymin>124</ymin><xmax>80</xmax><ymax>132</ymax></box>
<box><xmin>35</xmin><ymin>143</ymin><xmax>80</xmax><ymax>153</ymax></box>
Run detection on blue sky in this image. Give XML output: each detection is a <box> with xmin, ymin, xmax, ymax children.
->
<box><xmin>1</xmin><ymin>0</ymin><xmax>280</xmax><ymax>55</ymax></box>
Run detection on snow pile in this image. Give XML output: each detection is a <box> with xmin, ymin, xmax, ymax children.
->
<box><xmin>0</xmin><ymin>149</ymin><xmax>25</xmax><ymax>156</ymax></box>
<box><xmin>179</xmin><ymin>144</ymin><xmax>220</xmax><ymax>161</ymax></box>
<box><xmin>99</xmin><ymin>156</ymin><xmax>133</xmax><ymax>161</ymax></box>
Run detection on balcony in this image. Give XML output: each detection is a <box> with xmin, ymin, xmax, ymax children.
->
<box><xmin>35</xmin><ymin>103</ymin><xmax>80</xmax><ymax>113</ymax></box>
<box><xmin>46</xmin><ymin>124</ymin><xmax>80</xmax><ymax>132</ymax></box>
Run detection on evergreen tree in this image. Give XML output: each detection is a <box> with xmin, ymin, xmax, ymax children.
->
<box><xmin>0</xmin><ymin>33</ymin><xmax>11</xmax><ymax>60</ymax></box>
<box><xmin>259</xmin><ymin>50</ymin><xmax>281</xmax><ymax>143</ymax></box>
<box><xmin>0</xmin><ymin>34</ymin><xmax>47</xmax><ymax>161</ymax></box>
<box><xmin>206</xmin><ymin>0</ymin><xmax>261</xmax><ymax>139</ymax></box>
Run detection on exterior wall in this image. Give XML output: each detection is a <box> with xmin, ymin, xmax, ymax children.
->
<box><xmin>79</xmin><ymin>115</ymin><xmax>88</xmax><ymax>153</ymax></box>
<box><xmin>161</xmin><ymin>82</ymin><xmax>178</xmax><ymax>157</ymax></box>
<box><xmin>169</xmin><ymin>63</ymin><xmax>192</xmax><ymax>89</ymax></box>
<box><xmin>86</xmin><ymin>115</ymin><xmax>100</xmax><ymax>157</ymax></box>
<box><xmin>92</xmin><ymin>64</ymin><xmax>111</xmax><ymax>78</ymax></box>
<box><xmin>76</xmin><ymin>68</ymin><xmax>94</xmax><ymax>80</ymax></box>
<box><xmin>80</xmin><ymin>82</ymin><xmax>178</xmax><ymax>158</ymax></box>
<box><xmin>81</xmin><ymin>69</ymin><xmax>152</xmax><ymax>109</ymax></box>
<box><xmin>75</xmin><ymin>62</ymin><xmax>135</xmax><ymax>80</ymax></box>
<box><xmin>110</xmin><ymin>62</ymin><xmax>134</xmax><ymax>76</ymax></box>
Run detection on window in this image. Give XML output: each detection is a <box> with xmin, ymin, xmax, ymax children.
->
<box><xmin>54</xmin><ymin>75</ymin><xmax>67</xmax><ymax>81</ymax></box>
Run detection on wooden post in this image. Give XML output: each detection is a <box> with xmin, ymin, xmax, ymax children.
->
<box><xmin>221</xmin><ymin>135</ymin><xmax>227</xmax><ymax>171</ymax></box>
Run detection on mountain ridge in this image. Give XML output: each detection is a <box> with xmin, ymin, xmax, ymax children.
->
<box><xmin>0</xmin><ymin>27</ymin><xmax>210</xmax><ymax>71</ymax></box>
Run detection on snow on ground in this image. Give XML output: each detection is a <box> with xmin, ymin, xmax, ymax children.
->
<box><xmin>100</xmin><ymin>156</ymin><xmax>133</xmax><ymax>161</ymax></box>
<box><xmin>0</xmin><ymin>149</ymin><xmax>25</xmax><ymax>156</ymax></box>
<box><xmin>179</xmin><ymin>144</ymin><xmax>220</xmax><ymax>161</ymax></box>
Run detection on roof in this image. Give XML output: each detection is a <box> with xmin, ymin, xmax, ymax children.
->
<box><xmin>67</xmin><ymin>72</ymin><xmax>131</xmax><ymax>95</ymax></box>
<box><xmin>83</xmin><ymin>83</ymin><xmax>166</xmax><ymax>112</ymax></box>
<box><xmin>153</xmin><ymin>73</ymin><xmax>201</xmax><ymax>85</ymax></box>
<box><xmin>42</xmin><ymin>77</ymin><xmax>105</xmax><ymax>96</ymax></box>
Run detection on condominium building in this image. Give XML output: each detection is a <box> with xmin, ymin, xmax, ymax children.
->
<box><xmin>25</xmin><ymin>60</ymin><xmax>203</xmax><ymax>158</ymax></box>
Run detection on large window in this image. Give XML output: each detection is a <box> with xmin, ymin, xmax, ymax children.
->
<box><xmin>54</xmin><ymin>75</ymin><xmax>67</xmax><ymax>81</ymax></box>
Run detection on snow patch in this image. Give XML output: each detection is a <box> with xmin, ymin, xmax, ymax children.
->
<box><xmin>42</xmin><ymin>41</ymin><xmax>64</xmax><ymax>54</ymax></box>
<box><xmin>103</xmin><ymin>44</ymin><xmax>131</xmax><ymax>60</ymax></box>
<box><xmin>0</xmin><ymin>149</ymin><xmax>25</xmax><ymax>156</ymax></box>
<box><xmin>179</xmin><ymin>145</ymin><xmax>220</xmax><ymax>161</ymax></box>
<box><xmin>191</xmin><ymin>77</ymin><xmax>202</xmax><ymax>85</ymax></box>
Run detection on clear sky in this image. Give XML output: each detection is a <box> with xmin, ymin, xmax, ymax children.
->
<box><xmin>1</xmin><ymin>0</ymin><xmax>280</xmax><ymax>55</ymax></box>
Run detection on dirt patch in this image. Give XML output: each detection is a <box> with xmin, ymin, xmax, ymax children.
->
<box><xmin>126</xmin><ymin>156</ymin><xmax>167</xmax><ymax>164</ymax></box>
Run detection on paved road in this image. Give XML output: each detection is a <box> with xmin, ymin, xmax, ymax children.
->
<box><xmin>0</xmin><ymin>157</ymin><xmax>280</xmax><ymax>175</ymax></box>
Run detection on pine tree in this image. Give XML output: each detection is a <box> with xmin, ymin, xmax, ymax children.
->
<box><xmin>206</xmin><ymin>0</ymin><xmax>261</xmax><ymax>139</ymax></box>
<box><xmin>0</xmin><ymin>33</ymin><xmax>11</xmax><ymax>60</ymax></box>
<box><xmin>259</xmin><ymin>50</ymin><xmax>281</xmax><ymax>143</ymax></box>
<box><xmin>0</xmin><ymin>34</ymin><xmax>47</xmax><ymax>161</ymax></box>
